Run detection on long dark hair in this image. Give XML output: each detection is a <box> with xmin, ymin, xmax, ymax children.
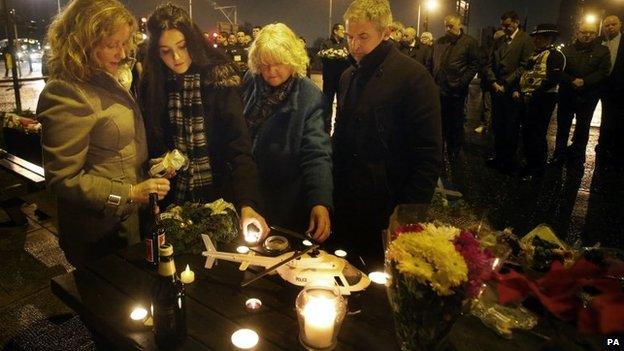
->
<box><xmin>140</xmin><ymin>3</ymin><xmax>227</xmax><ymax>155</ymax></box>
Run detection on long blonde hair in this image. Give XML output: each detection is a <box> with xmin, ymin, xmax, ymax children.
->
<box><xmin>46</xmin><ymin>0</ymin><xmax>136</xmax><ymax>82</ymax></box>
<box><xmin>248</xmin><ymin>23</ymin><xmax>309</xmax><ymax>78</ymax></box>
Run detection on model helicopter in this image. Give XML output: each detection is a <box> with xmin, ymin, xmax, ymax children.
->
<box><xmin>201</xmin><ymin>233</ymin><xmax>371</xmax><ymax>295</ymax></box>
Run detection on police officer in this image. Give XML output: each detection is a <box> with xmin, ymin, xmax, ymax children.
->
<box><xmin>517</xmin><ymin>24</ymin><xmax>565</xmax><ymax>181</ymax></box>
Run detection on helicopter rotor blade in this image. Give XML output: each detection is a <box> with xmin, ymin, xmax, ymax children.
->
<box><xmin>241</xmin><ymin>244</ymin><xmax>319</xmax><ymax>288</ymax></box>
<box><xmin>269</xmin><ymin>225</ymin><xmax>318</xmax><ymax>245</ymax></box>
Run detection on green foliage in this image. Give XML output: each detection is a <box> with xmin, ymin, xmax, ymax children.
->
<box><xmin>159</xmin><ymin>202</ymin><xmax>240</xmax><ymax>255</ymax></box>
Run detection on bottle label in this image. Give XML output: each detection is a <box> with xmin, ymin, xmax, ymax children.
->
<box><xmin>146</xmin><ymin>233</ymin><xmax>166</xmax><ymax>263</ymax></box>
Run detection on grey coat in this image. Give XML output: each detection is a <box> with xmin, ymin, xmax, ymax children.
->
<box><xmin>37</xmin><ymin>71</ymin><xmax>147</xmax><ymax>267</ymax></box>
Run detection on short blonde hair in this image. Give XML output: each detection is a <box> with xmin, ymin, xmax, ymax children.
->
<box><xmin>46</xmin><ymin>0</ymin><xmax>136</xmax><ymax>82</ymax></box>
<box><xmin>248</xmin><ymin>23</ymin><xmax>309</xmax><ymax>78</ymax></box>
<box><xmin>343</xmin><ymin>0</ymin><xmax>393</xmax><ymax>32</ymax></box>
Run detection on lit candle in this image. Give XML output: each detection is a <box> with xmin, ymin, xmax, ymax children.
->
<box><xmin>303</xmin><ymin>297</ymin><xmax>336</xmax><ymax>349</ymax></box>
<box><xmin>180</xmin><ymin>264</ymin><xmax>195</xmax><ymax>284</ymax></box>
<box><xmin>130</xmin><ymin>307</ymin><xmax>148</xmax><ymax>321</ymax></box>
<box><xmin>231</xmin><ymin>328</ymin><xmax>259</xmax><ymax>349</ymax></box>
<box><xmin>244</xmin><ymin>223</ymin><xmax>261</xmax><ymax>244</ymax></box>
<box><xmin>237</xmin><ymin>246</ymin><xmax>250</xmax><ymax>254</ymax></box>
<box><xmin>368</xmin><ymin>271</ymin><xmax>389</xmax><ymax>285</ymax></box>
<box><xmin>245</xmin><ymin>298</ymin><xmax>262</xmax><ymax>312</ymax></box>
<box><xmin>302</xmin><ymin>239</ymin><xmax>313</xmax><ymax>247</ymax></box>
<box><xmin>334</xmin><ymin>249</ymin><xmax>347</xmax><ymax>257</ymax></box>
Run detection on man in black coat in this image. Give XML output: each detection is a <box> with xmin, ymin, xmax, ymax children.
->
<box><xmin>598</xmin><ymin>15</ymin><xmax>624</xmax><ymax>169</ymax></box>
<box><xmin>318</xmin><ymin>23</ymin><xmax>351</xmax><ymax>132</ymax></box>
<box><xmin>332</xmin><ymin>0</ymin><xmax>442</xmax><ymax>260</ymax></box>
<box><xmin>399</xmin><ymin>26</ymin><xmax>432</xmax><ymax>71</ymax></box>
<box><xmin>556</xmin><ymin>22</ymin><xmax>610</xmax><ymax>165</ymax></box>
<box><xmin>484</xmin><ymin>11</ymin><xmax>535</xmax><ymax>174</ymax></box>
<box><xmin>432</xmin><ymin>14</ymin><xmax>481</xmax><ymax>163</ymax></box>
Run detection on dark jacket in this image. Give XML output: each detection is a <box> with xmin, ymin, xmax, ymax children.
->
<box><xmin>603</xmin><ymin>34</ymin><xmax>624</xmax><ymax>97</ymax></box>
<box><xmin>485</xmin><ymin>30</ymin><xmax>535</xmax><ymax>89</ymax></box>
<box><xmin>399</xmin><ymin>41</ymin><xmax>432</xmax><ymax>72</ymax></box>
<box><xmin>243</xmin><ymin>72</ymin><xmax>333</xmax><ymax>231</ymax></box>
<box><xmin>560</xmin><ymin>40</ymin><xmax>610</xmax><ymax>99</ymax></box>
<box><xmin>319</xmin><ymin>37</ymin><xmax>350</xmax><ymax>78</ymax></box>
<box><xmin>432</xmin><ymin>32</ymin><xmax>481</xmax><ymax>95</ymax></box>
<box><xmin>334</xmin><ymin>41</ymin><xmax>442</xmax><ymax>208</ymax></box>
<box><xmin>144</xmin><ymin>63</ymin><xmax>260</xmax><ymax>210</ymax></box>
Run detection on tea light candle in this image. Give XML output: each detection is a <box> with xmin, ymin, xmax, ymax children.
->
<box><xmin>130</xmin><ymin>306</ymin><xmax>148</xmax><ymax>321</ymax></box>
<box><xmin>231</xmin><ymin>328</ymin><xmax>259</xmax><ymax>349</ymax></box>
<box><xmin>237</xmin><ymin>246</ymin><xmax>250</xmax><ymax>254</ymax></box>
<box><xmin>302</xmin><ymin>239</ymin><xmax>313</xmax><ymax>247</ymax></box>
<box><xmin>244</xmin><ymin>223</ymin><xmax>261</xmax><ymax>244</ymax></box>
<box><xmin>334</xmin><ymin>249</ymin><xmax>347</xmax><ymax>257</ymax></box>
<box><xmin>245</xmin><ymin>298</ymin><xmax>262</xmax><ymax>311</ymax></box>
<box><xmin>180</xmin><ymin>264</ymin><xmax>195</xmax><ymax>284</ymax></box>
<box><xmin>368</xmin><ymin>271</ymin><xmax>389</xmax><ymax>285</ymax></box>
<box><xmin>303</xmin><ymin>297</ymin><xmax>336</xmax><ymax>349</ymax></box>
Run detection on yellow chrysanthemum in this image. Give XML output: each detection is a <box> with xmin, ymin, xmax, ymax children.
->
<box><xmin>387</xmin><ymin>224</ymin><xmax>468</xmax><ymax>296</ymax></box>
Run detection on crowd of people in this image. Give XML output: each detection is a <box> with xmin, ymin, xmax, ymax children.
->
<box><xmin>35</xmin><ymin>0</ymin><xmax>623</xmax><ymax>268</ymax></box>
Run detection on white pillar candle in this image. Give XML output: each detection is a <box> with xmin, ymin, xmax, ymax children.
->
<box><xmin>303</xmin><ymin>297</ymin><xmax>336</xmax><ymax>349</ymax></box>
<box><xmin>180</xmin><ymin>264</ymin><xmax>195</xmax><ymax>284</ymax></box>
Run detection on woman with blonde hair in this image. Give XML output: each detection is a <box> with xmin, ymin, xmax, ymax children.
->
<box><xmin>244</xmin><ymin>23</ymin><xmax>333</xmax><ymax>242</ymax></box>
<box><xmin>37</xmin><ymin>0</ymin><xmax>170</xmax><ymax>267</ymax></box>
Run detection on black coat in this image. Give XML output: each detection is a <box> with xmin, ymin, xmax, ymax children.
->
<box><xmin>399</xmin><ymin>41</ymin><xmax>432</xmax><ymax>71</ymax></box>
<box><xmin>333</xmin><ymin>43</ymin><xmax>442</xmax><ymax>208</ymax></box>
<box><xmin>432</xmin><ymin>32</ymin><xmax>481</xmax><ymax>95</ymax></box>
<box><xmin>560</xmin><ymin>40</ymin><xmax>611</xmax><ymax>99</ymax></box>
<box><xmin>485</xmin><ymin>30</ymin><xmax>535</xmax><ymax>89</ymax></box>
<box><xmin>603</xmin><ymin>34</ymin><xmax>624</xmax><ymax>97</ymax></box>
<box><xmin>144</xmin><ymin>63</ymin><xmax>260</xmax><ymax>210</ymax></box>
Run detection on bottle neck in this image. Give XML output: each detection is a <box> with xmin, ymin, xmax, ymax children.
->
<box><xmin>158</xmin><ymin>255</ymin><xmax>176</xmax><ymax>278</ymax></box>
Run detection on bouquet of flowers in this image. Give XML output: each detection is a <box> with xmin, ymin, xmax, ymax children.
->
<box><xmin>317</xmin><ymin>47</ymin><xmax>349</xmax><ymax>59</ymax></box>
<box><xmin>2</xmin><ymin>111</ymin><xmax>41</xmax><ymax>134</ymax></box>
<box><xmin>159</xmin><ymin>199</ymin><xmax>239</xmax><ymax>255</ymax></box>
<box><xmin>385</xmin><ymin>222</ymin><xmax>494</xmax><ymax>350</ymax></box>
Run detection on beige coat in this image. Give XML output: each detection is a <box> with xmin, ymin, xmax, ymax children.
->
<box><xmin>37</xmin><ymin>71</ymin><xmax>147</xmax><ymax>267</ymax></box>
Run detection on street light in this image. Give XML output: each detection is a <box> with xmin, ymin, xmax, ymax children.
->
<box><xmin>584</xmin><ymin>13</ymin><xmax>598</xmax><ymax>24</ymax></box>
<box><xmin>420</xmin><ymin>0</ymin><xmax>438</xmax><ymax>33</ymax></box>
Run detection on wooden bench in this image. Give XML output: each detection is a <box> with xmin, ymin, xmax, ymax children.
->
<box><xmin>0</xmin><ymin>148</ymin><xmax>45</xmax><ymax>226</ymax></box>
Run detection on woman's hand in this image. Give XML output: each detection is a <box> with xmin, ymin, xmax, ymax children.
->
<box><xmin>149</xmin><ymin>157</ymin><xmax>177</xmax><ymax>179</ymax></box>
<box><xmin>240</xmin><ymin>206</ymin><xmax>270</xmax><ymax>243</ymax></box>
<box><xmin>130</xmin><ymin>178</ymin><xmax>171</xmax><ymax>203</ymax></box>
<box><xmin>307</xmin><ymin>205</ymin><xmax>331</xmax><ymax>243</ymax></box>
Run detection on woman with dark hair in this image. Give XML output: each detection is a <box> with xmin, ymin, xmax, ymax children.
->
<box><xmin>140</xmin><ymin>3</ymin><xmax>269</xmax><ymax>238</ymax></box>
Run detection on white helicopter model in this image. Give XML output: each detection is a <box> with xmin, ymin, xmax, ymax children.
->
<box><xmin>201</xmin><ymin>234</ymin><xmax>371</xmax><ymax>295</ymax></box>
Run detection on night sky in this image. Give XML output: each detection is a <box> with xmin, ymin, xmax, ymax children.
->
<box><xmin>5</xmin><ymin>0</ymin><xmax>562</xmax><ymax>44</ymax></box>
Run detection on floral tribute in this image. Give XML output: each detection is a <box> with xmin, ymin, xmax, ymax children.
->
<box><xmin>387</xmin><ymin>223</ymin><xmax>493</xmax><ymax>298</ymax></box>
<box><xmin>385</xmin><ymin>222</ymin><xmax>494</xmax><ymax>350</ymax></box>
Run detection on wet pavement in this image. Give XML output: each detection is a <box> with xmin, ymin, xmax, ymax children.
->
<box><xmin>0</xmin><ymin>73</ymin><xmax>622</xmax><ymax>349</ymax></box>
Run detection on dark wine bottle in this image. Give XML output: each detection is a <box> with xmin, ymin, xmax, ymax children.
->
<box><xmin>146</xmin><ymin>193</ymin><xmax>165</xmax><ymax>268</ymax></box>
<box><xmin>152</xmin><ymin>244</ymin><xmax>187</xmax><ymax>348</ymax></box>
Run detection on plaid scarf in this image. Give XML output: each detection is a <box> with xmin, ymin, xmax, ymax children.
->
<box><xmin>167</xmin><ymin>71</ymin><xmax>212</xmax><ymax>203</ymax></box>
<box><xmin>246</xmin><ymin>76</ymin><xmax>295</xmax><ymax>137</ymax></box>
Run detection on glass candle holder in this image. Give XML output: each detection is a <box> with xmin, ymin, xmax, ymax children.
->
<box><xmin>295</xmin><ymin>284</ymin><xmax>347</xmax><ymax>351</ymax></box>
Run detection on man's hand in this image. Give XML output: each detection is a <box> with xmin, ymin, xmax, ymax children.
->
<box><xmin>307</xmin><ymin>205</ymin><xmax>331</xmax><ymax>243</ymax></box>
<box><xmin>572</xmin><ymin>78</ymin><xmax>584</xmax><ymax>89</ymax></box>
<box><xmin>492</xmin><ymin>82</ymin><xmax>505</xmax><ymax>94</ymax></box>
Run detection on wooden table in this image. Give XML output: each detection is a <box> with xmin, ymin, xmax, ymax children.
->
<box><xmin>50</xmin><ymin>242</ymin><xmax>399</xmax><ymax>350</ymax></box>
<box><xmin>50</xmin><ymin>239</ymin><xmax>605</xmax><ymax>351</ymax></box>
